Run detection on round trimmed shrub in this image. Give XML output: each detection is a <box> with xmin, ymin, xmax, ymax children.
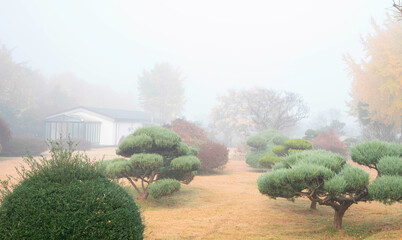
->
<box><xmin>148</xmin><ymin>179</ymin><xmax>181</xmax><ymax>199</ymax></box>
<box><xmin>284</xmin><ymin>139</ymin><xmax>312</xmax><ymax>150</ymax></box>
<box><xmin>197</xmin><ymin>140</ymin><xmax>229</xmax><ymax>171</ymax></box>
<box><xmin>258</xmin><ymin>154</ymin><xmax>280</xmax><ymax>168</ymax></box>
<box><xmin>272</xmin><ymin>145</ymin><xmax>287</xmax><ymax>156</ymax></box>
<box><xmin>0</xmin><ymin>141</ymin><xmax>144</xmax><ymax>240</ymax></box>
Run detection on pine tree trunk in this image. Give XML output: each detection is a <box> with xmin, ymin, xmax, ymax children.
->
<box><xmin>333</xmin><ymin>207</ymin><xmax>347</xmax><ymax>230</ymax></box>
<box><xmin>310</xmin><ymin>201</ymin><xmax>317</xmax><ymax>210</ymax></box>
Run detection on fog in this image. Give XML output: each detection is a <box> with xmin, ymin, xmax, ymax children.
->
<box><xmin>0</xmin><ymin>0</ymin><xmax>395</xmax><ymax>137</ymax></box>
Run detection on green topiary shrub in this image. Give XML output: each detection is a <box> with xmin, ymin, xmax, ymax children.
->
<box><xmin>272</xmin><ymin>145</ymin><xmax>287</xmax><ymax>156</ymax></box>
<box><xmin>258</xmin><ymin>154</ymin><xmax>280</xmax><ymax>168</ymax></box>
<box><xmin>245</xmin><ymin>130</ymin><xmax>288</xmax><ymax>168</ymax></box>
<box><xmin>148</xmin><ymin>179</ymin><xmax>181</xmax><ymax>199</ymax></box>
<box><xmin>260</xmin><ymin>141</ymin><xmax>402</xmax><ymax>230</ymax></box>
<box><xmin>0</xmin><ymin>139</ymin><xmax>144</xmax><ymax>240</ymax></box>
<box><xmin>284</xmin><ymin>138</ymin><xmax>312</xmax><ymax>150</ymax></box>
<box><xmin>102</xmin><ymin>126</ymin><xmax>200</xmax><ymax>200</ymax></box>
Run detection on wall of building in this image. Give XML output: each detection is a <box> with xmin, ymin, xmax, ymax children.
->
<box><xmin>115</xmin><ymin>122</ymin><xmax>143</xmax><ymax>145</ymax></box>
<box><xmin>65</xmin><ymin>110</ymin><xmax>115</xmax><ymax>145</ymax></box>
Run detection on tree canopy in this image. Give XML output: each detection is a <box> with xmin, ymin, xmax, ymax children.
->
<box><xmin>138</xmin><ymin>63</ymin><xmax>185</xmax><ymax>123</ymax></box>
<box><xmin>101</xmin><ymin>126</ymin><xmax>200</xmax><ymax>200</ymax></box>
<box><xmin>345</xmin><ymin>17</ymin><xmax>401</xmax><ymax>142</ymax></box>
<box><xmin>258</xmin><ymin>141</ymin><xmax>402</xmax><ymax>230</ymax></box>
<box><xmin>210</xmin><ymin>88</ymin><xmax>308</xmax><ymax>146</ymax></box>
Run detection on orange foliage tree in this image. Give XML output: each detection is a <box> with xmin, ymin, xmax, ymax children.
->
<box><xmin>164</xmin><ymin>118</ymin><xmax>208</xmax><ymax>147</ymax></box>
<box><xmin>345</xmin><ymin>17</ymin><xmax>401</xmax><ymax>141</ymax></box>
<box><xmin>311</xmin><ymin>130</ymin><xmax>346</xmax><ymax>156</ymax></box>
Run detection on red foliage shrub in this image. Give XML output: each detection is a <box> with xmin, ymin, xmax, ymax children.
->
<box><xmin>198</xmin><ymin>140</ymin><xmax>229</xmax><ymax>170</ymax></box>
<box><xmin>165</xmin><ymin>118</ymin><xmax>208</xmax><ymax>147</ymax></box>
<box><xmin>311</xmin><ymin>130</ymin><xmax>346</xmax><ymax>156</ymax></box>
<box><xmin>0</xmin><ymin>117</ymin><xmax>11</xmax><ymax>146</ymax></box>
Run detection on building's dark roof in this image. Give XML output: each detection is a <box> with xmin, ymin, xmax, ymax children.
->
<box><xmin>45</xmin><ymin>106</ymin><xmax>157</xmax><ymax>123</ymax></box>
<box><xmin>83</xmin><ymin>107</ymin><xmax>151</xmax><ymax>121</ymax></box>
<box><xmin>45</xmin><ymin>114</ymin><xmax>101</xmax><ymax>123</ymax></box>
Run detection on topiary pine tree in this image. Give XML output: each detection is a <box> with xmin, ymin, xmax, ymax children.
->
<box><xmin>258</xmin><ymin>141</ymin><xmax>402</xmax><ymax>230</ymax></box>
<box><xmin>351</xmin><ymin>140</ymin><xmax>401</xmax><ymax>204</ymax></box>
<box><xmin>101</xmin><ymin>126</ymin><xmax>200</xmax><ymax>200</ymax></box>
<box><xmin>272</xmin><ymin>138</ymin><xmax>312</xmax><ymax>157</ymax></box>
<box><xmin>246</xmin><ymin>130</ymin><xmax>288</xmax><ymax>168</ymax></box>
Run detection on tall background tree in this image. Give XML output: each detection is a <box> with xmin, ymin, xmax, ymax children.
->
<box><xmin>345</xmin><ymin>17</ymin><xmax>401</xmax><ymax>142</ymax></box>
<box><xmin>138</xmin><ymin>63</ymin><xmax>185</xmax><ymax>123</ymax></box>
<box><xmin>0</xmin><ymin>44</ymin><xmax>137</xmax><ymax>137</ymax></box>
<box><xmin>210</xmin><ymin>88</ymin><xmax>308</xmax><ymax>146</ymax></box>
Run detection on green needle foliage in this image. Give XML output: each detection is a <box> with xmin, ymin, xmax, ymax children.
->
<box><xmin>350</xmin><ymin>140</ymin><xmax>401</xmax><ymax>176</ymax></box>
<box><xmin>246</xmin><ymin>130</ymin><xmax>288</xmax><ymax>168</ymax></box>
<box><xmin>258</xmin><ymin>150</ymin><xmax>367</xmax><ymax>230</ymax></box>
<box><xmin>148</xmin><ymin>179</ymin><xmax>181</xmax><ymax>199</ymax></box>
<box><xmin>259</xmin><ymin>141</ymin><xmax>402</xmax><ymax>230</ymax></box>
<box><xmin>0</xmin><ymin>139</ymin><xmax>144</xmax><ymax>240</ymax></box>
<box><xmin>102</xmin><ymin>126</ymin><xmax>200</xmax><ymax>200</ymax></box>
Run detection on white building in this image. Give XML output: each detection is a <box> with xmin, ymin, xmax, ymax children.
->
<box><xmin>45</xmin><ymin>107</ymin><xmax>158</xmax><ymax>146</ymax></box>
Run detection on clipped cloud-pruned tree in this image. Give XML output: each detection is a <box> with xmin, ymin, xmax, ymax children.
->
<box><xmin>101</xmin><ymin>126</ymin><xmax>200</xmax><ymax>200</ymax></box>
<box><xmin>246</xmin><ymin>130</ymin><xmax>288</xmax><ymax>168</ymax></box>
<box><xmin>259</xmin><ymin>141</ymin><xmax>402</xmax><ymax>230</ymax></box>
<box><xmin>0</xmin><ymin>139</ymin><xmax>144</xmax><ymax>239</ymax></box>
<box><xmin>271</xmin><ymin>138</ymin><xmax>312</xmax><ymax>157</ymax></box>
<box><xmin>258</xmin><ymin>150</ymin><xmax>368</xmax><ymax>229</ymax></box>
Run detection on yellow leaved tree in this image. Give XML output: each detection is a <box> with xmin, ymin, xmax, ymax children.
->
<box><xmin>345</xmin><ymin>16</ymin><xmax>402</xmax><ymax>142</ymax></box>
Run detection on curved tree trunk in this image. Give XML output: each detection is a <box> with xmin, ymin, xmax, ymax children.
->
<box><xmin>333</xmin><ymin>203</ymin><xmax>351</xmax><ymax>230</ymax></box>
<box><xmin>310</xmin><ymin>201</ymin><xmax>317</xmax><ymax>210</ymax></box>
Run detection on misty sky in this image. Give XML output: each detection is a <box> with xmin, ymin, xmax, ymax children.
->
<box><xmin>0</xmin><ymin>0</ymin><xmax>393</xmax><ymax>128</ymax></box>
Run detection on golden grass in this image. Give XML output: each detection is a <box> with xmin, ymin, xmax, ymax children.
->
<box><xmin>0</xmin><ymin>148</ymin><xmax>401</xmax><ymax>239</ymax></box>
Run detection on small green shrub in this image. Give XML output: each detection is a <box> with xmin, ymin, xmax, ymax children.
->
<box><xmin>148</xmin><ymin>179</ymin><xmax>181</xmax><ymax>199</ymax></box>
<box><xmin>0</xmin><ymin>140</ymin><xmax>144</xmax><ymax>239</ymax></box>
<box><xmin>284</xmin><ymin>139</ymin><xmax>312</xmax><ymax>150</ymax></box>
<box><xmin>258</xmin><ymin>154</ymin><xmax>280</xmax><ymax>168</ymax></box>
<box><xmin>246</xmin><ymin>130</ymin><xmax>288</xmax><ymax>168</ymax></box>
<box><xmin>246</xmin><ymin>149</ymin><xmax>271</xmax><ymax>168</ymax></box>
<box><xmin>0</xmin><ymin>136</ymin><xmax>47</xmax><ymax>157</ymax></box>
<box><xmin>246</xmin><ymin>135</ymin><xmax>266</xmax><ymax>149</ymax></box>
<box><xmin>288</xmin><ymin>149</ymin><xmax>304</xmax><ymax>155</ymax></box>
<box><xmin>272</xmin><ymin>145</ymin><xmax>287</xmax><ymax>156</ymax></box>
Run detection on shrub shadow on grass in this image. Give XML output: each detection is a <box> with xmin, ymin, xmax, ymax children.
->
<box><xmin>124</xmin><ymin>185</ymin><xmax>201</xmax><ymax>211</ymax></box>
<box><xmin>196</xmin><ymin>169</ymin><xmax>231</xmax><ymax>176</ymax></box>
<box><xmin>247</xmin><ymin>167</ymin><xmax>271</xmax><ymax>173</ymax></box>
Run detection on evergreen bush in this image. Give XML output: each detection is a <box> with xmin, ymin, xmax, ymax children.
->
<box><xmin>245</xmin><ymin>130</ymin><xmax>288</xmax><ymax>168</ymax></box>
<box><xmin>148</xmin><ymin>179</ymin><xmax>181</xmax><ymax>199</ymax></box>
<box><xmin>102</xmin><ymin>126</ymin><xmax>200</xmax><ymax>200</ymax></box>
<box><xmin>258</xmin><ymin>154</ymin><xmax>280</xmax><ymax>168</ymax></box>
<box><xmin>0</xmin><ymin>140</ymin><xmax>144</xmax><ymax>239</ymax></box>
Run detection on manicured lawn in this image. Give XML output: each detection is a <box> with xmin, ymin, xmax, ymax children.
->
<box><xmin>1</xmin><ymin>148</ymin><xmax>401</xmax><ymax>239</ymax></box>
